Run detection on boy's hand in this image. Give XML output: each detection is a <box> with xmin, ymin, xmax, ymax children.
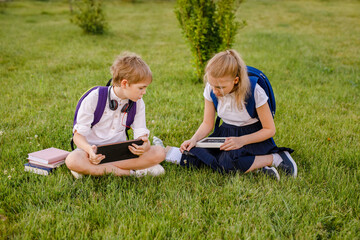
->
<box><xmin>128</xmin><ymin>136</ymin><xmax>150</xmax><ymax>156</ymax></box>
<box><xmin>220</xmin><ymin>137</ymin><xmax>246</xmax><ymax>151</ymax></box>
<box><xmin>180</xmin><ymin>139</ymin><xmax>196</xmax><ymax>153</ymax></box>
<box><xmin>88</xmin><ymin>145</ymin><xmax>105</xmax><ymax>164</ymax></box>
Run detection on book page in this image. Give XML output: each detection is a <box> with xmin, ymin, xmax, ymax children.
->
<box><xmin>196</xmin><ymin>137</ymin><xmax>227</xmax><ymax>148</ymax></box>
<box><xmin>200</xmin><ymin>138</ymin><xmax>226</xmax><ymax>143</ymax></box>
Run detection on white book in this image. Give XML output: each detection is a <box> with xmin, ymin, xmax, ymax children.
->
<box><xmin>24</xmin><ymin>163</ymin><xmax>52</xmax><ymax>176</ymax></box>
<box><xmin>195</xmin><ymin>137</ymin><xmax>227</xmax><ymax>148</ymax></box>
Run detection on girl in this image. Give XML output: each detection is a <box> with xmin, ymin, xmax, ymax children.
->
<box><xmin>66</xmin><ymin>52</ymin><xmax>166</xmax><ymax>178</ymax></box>
<box><xmin>180</xmin><ymin>49</ymin><xmax>297</xmax><ymax>180</ymax></box>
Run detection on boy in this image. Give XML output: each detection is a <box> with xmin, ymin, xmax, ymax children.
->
<box><xmin>66</xmin><ymin>52</ymin><xmax>165</xmax><ymax>178</ymax></box>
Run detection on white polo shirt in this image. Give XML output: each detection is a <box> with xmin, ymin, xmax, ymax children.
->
<box><xmin>203</xmin><ymin>82</ymin><xmax>268</xmax><ymax>126</ymax></box>
<box><xmin>73</xmin><ymin>87</ymin><xmax>150</xmax><ymax>146</ymax></box>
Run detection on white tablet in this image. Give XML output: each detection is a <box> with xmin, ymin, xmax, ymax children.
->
<box><xmin>195</xmin><ymin>137</ymin><xmax>227</xmax><ymax>148</ymax></box>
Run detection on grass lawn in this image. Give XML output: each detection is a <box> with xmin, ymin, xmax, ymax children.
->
<box><xmin>0</xmin><ymin>0</ymin><xmax>359</xmax><ymax>239</ymax></box>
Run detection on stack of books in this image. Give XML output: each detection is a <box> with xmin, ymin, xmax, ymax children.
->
<box><xmin>24</xmin><ymin>147</ymin><xmax>70</xmax><ymax>175</ymax></box>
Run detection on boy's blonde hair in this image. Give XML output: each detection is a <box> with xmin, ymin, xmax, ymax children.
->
<box><xmin>204</xmin><ymin>49</ymin><xmax>250</xmax><ymax>109</ymax></box>
<box><xmin>110</xmin><ymin>52</ymin><xmax>152</xmax><ymax>85</ymax></box>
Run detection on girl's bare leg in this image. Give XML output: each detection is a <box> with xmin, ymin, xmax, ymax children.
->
<box><xmin>245</xmin><ymin>154</ymin><xmax>273</xmax><ymax>173</ymax></box>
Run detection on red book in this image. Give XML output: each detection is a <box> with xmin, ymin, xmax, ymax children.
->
<box><xmin>28</xmin><ymin>147</ymin><xmax>70</xmax><ymax>164</ymax></box>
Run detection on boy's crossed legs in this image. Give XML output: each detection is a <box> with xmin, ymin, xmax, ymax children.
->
<box><xmin>65</xmin><ymin>145</ymin><xmax>165</xmax><ymax>177</ymax></box>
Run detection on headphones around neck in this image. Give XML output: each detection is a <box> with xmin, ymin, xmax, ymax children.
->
<box><xmin>108</xmin><ymin>86</ymin><xmax>118</xmax><ymax>111</ymax></box>
<box><xmin>108</xmin><ymin>86</ymin><xmax>132</xmax><ymax>113</ymax></box>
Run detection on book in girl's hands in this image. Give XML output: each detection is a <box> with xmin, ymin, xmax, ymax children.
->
<box><xmin>28</xmin><ymin>147</ymin><xmax>70</xmax><ymax>164</ymax></box>
<box><xmin>24</xmin><ymin>163</ymin><xmax>54</xmax><ymax>176</ymax></box>
<box><xmin>195</xmin><ymin>137</ymin><xmax>227</xmax><ymax>148</ymax></box>
<box><xmin>97</xmin><ymin>139</ymin><xmax>144</xmax><ymax>164</ymax></box>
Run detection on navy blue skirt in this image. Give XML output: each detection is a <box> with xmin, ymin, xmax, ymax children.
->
<box><xmin>180</xmin><ymin>121</ymin><xmax>294</xmax><ymax>173</ymax></box>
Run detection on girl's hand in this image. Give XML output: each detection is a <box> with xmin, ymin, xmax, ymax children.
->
<box><xmin>88</xmin><ymin>145</ymin><xmax>105</xmax><ymax>164</ymax></box>
<box><xmin>129</xmin><ymin>136</ymin><xmax>150</xmax><ymax>156</ymax></box>
<box><xmin>180</xmin><ymin>139</ymin><xmax>197</xmax><ymax>153</ymax></box>
<box><xmin>220</xmin><ymin>137</ymin><xmax>247</xmax><ymax>151</ymax></box>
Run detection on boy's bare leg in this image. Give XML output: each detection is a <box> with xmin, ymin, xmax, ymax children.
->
<box><xmin>245</xmin><ymin>154</ymin><xmax>273</xmax><ymax>173</ymax></box>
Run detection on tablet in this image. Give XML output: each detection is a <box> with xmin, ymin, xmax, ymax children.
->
<box><xmin>97</xmin><ymin>139</ymin><xmax>144</xmax><ymax>164</ymax></box>
<box><xmin>195</xmin><ymin>137</ymin><xmax>227</xmax><ymax>148</ymax></box>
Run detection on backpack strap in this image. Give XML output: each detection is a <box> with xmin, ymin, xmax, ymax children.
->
<box><xmin>125</xmin><ymin>100</ymin><xmax>137</xmax><ymax>140</ymax></box>
<box><xmin>106</xmin><ymin>78</ymin><xmax>112</xmax><ymax>87</ymax></box>
<box><xmin>92</xmin><ymin>86</ymin><xmax>108</xmax><ymax>126</ymax></box>
<box><xmin>209</xmin><ymin>91</ymin><xmax>221</xmax><ymax>132</ymax></box>
<box><xmin>210</xmin><ymin>90</ymin><xmax>218</xmax><ymax>110</ymax></box>
<box><xmin>244</xmin><ymin>76</ymin><xmax>258</xmax><ymax>119</ymax></box>
<box><xmin>72</xmin><ymin>86</ymin><xmax>108</xmax><ymax>128</ymax></box>
<box><xmin>71</xmin><ymin>86</ymin><xmax>109</xmax><ymax>150</ymax></box>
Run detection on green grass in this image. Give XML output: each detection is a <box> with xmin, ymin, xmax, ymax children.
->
<box><xmin>1</xmin><ymin>0</ymin><xmax>359</xmax><ymax>239</ymax></box>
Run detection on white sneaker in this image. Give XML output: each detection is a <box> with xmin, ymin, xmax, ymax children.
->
<box><xmin>260</xmin><ymin>166</ymin><xmax>280</xmax><ymax>181</ymax></box>
<box><xmin>278</xmin><ymin>151</ymin><xmax>298</xmax><ymax>178</ymax></box>
<box><xmin>152</xmin><ymin>136</ymin><xmax>165</xmax><ymax>147</ymax></box>
<box><xmin>132</xmin><ymin>164</ymin><xmax>165</xmax><ymax>177</ymax></box>
<box><xmin>70</xmin><ymin>170</ymin><xmax>84</xmax><ymax>179</ymax></box>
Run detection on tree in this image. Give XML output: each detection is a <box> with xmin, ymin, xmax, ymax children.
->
<box><xmin>175</xmin><ymin>0</ymin><xmax>245</xmax><ymax>82</ymax></box>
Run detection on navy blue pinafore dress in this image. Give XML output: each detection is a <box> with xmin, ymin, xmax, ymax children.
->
<box><xmin>180</xmin><ymin>120</ymin><xmax>293</xmax><ymax>173</ymax></box>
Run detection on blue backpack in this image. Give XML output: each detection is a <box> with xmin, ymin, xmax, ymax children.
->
<box><xmin>70</xmin><ymin>79</ymin><xmax>137</xmax><ymax>150</ymax></box>
<box><xmin>210</xmin><ymin>66</ymin><xmax>275</xmax><ymax>128</ymax></box>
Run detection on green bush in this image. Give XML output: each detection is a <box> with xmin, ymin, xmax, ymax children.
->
<box><xmin>175</xmin><ymin>0</ymin><xmax>245</xmax><ymax>82</ymax></box>
<box><xmin>71</xmin><ymin>0</ymin><xmax>107</xmax><ymax>35</ymax></box>
<box><xmin>0</xmin><ymin>1</ymin><xmax>8</xmax><ymax>14</ymax></box>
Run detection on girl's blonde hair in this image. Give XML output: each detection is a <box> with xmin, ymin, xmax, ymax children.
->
<box><xmin>110</xmin><ymin>52</ymin><xmax>152</xmax><ymax>86</ymax></box>
<box><xmin>204</xmin><ymin>49</ymin><xmax>250</xmax><ymax>109</ymax></box>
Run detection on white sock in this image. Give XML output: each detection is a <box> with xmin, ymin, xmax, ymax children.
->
<box><xmin>165</xmin><ymin>147</ymin><xmax>182</xmax><ymax>165</ymax></box>
<box><xmin>130</xmin><ymin>170</ymin><xmax>136</xmax><ymax>176</ymax></box>
<box><xmin>272</xmin><ymin>153</ymin><xmax>283</xmax><ymax>167</ymax></box>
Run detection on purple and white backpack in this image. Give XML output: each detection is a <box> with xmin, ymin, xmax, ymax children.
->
<box><xmin>70</xmin><ymin>79</ymin><xmax>136</xmax><ymax>150</ymax></box>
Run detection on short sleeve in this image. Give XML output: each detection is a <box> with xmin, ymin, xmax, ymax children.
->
<box><xmin>254</xmin><ymin>84</ymin><xmax>269</xmax><ymax>108</ymax></box>
<box><xmin>203</xmin><ymin>82</ymin><xmax>213</xmax><ymax>102</ymax></box>
<box><xmin>73</xmin><ymin>89</ymin><xmax>98</xmax><ymax>137</ymax></box>
<box><xmin>132</xmin><ymin>99</ymin><xmax>150</xmax><ymax>139</ymax></box>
